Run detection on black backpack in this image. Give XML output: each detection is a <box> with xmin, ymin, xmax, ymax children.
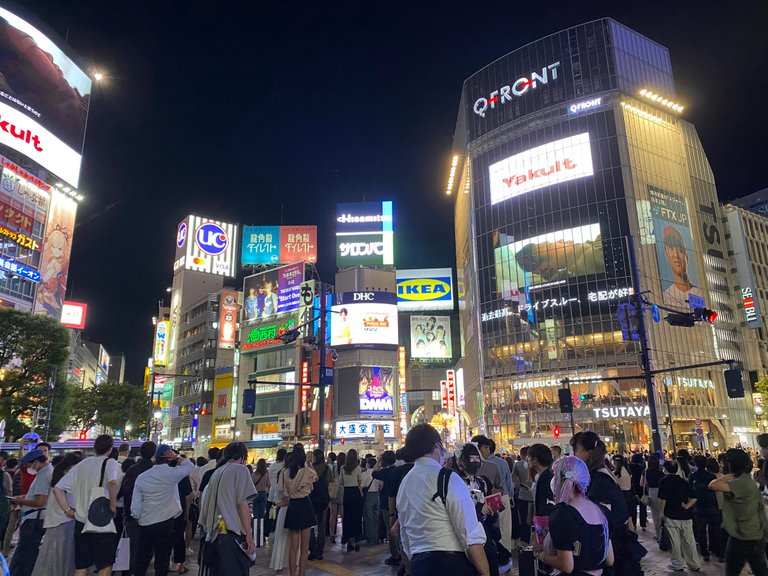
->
<box><xmin>431</xmin><ymin>468</ymin><xmax>454</xmax><ymax>506</ymax></box>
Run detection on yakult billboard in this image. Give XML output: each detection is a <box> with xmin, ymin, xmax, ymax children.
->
<box><xmin>489</xmin><ymin>133</ymin><xmax>594</xmax><ymax>205</ymax></box>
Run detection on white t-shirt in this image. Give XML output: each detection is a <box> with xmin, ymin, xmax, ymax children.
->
<box><xmin>56</xmin><ymin>456</ymin><xmax>121</xmax><ymax>524</ymax></box>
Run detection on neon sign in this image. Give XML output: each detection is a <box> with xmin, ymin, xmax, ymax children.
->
<box><xmin>241</xmin><ymin>319</ymin><xmax>296</xmax><ymax>351</ymax></box>
<box><xmin>473</xmin><ymin>62</ymin><xmax>561</xmax><ymax>118</ymax></box>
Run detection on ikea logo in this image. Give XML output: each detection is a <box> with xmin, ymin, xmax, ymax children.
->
<box><xmin>397</xmin><ymin>278</ymin><xmax>451</xmax><ymax>302</ymax></box>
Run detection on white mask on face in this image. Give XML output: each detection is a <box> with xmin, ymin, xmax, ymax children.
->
<box><xmin>27</xmin><ymin>466</ymin><xmax>38</xmax><ymax>476</ymax></box>
<box><xmin>439</xmin><ymin>447</ymin><xmax>447</xmax><ymax>466</ymax></box>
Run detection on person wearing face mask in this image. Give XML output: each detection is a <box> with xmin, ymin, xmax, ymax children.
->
<box><xmin>131</xmin><ymin>444</ymin><xmax>194</xmax><ymax>576</ymax></box>
<box><xmin>396</xmin><ymin>424</ymin><xmax>489</xmax><ymax>576</ymax></box>
<box><xmin>8</xmin><ymin>449</ymin><xmax>52</xmax><ymax>576</ymax></box>
<box><xmin>451</xmin><ymin>442</ymin><xmax>507</xmax><ymax>576</ymax></box>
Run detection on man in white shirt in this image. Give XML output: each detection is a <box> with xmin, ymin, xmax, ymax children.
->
<box><xmin>397</xmin><ymin>424</ymin><xmax>489</xmax><ymax>576</ymax></box>
<box><xmin>9</xmin><ymin>449</ymin><xmax>52</xmax><ymax>576</ymax></box>
<box><xmin>53</xmin><ymin>434</ymin><xmax>121</xmax><ymax>576</ymax></box>
<box><xmin>131</xmin><ymin>444</ymin><xmax>194</xmax><ymax>576</ymax></box>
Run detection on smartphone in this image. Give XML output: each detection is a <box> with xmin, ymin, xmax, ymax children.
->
<box><xmin>238</xmin><ymin>540</ymin><xmax>257</xmax><ymax>562</ymax></box>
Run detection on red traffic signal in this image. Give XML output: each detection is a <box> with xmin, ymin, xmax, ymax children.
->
<box><xmin>79</xmin><ymin>431</ymin><xmax>87</xmax><ymax>440</ymax></box>
<box><xmin>694</xmin><ymin>308</ymin><xmax>718</xmax><ymax>324</ymax></box>
<box><xmin>200</xmin><ymin>409</ymin><xmax>207</xmax><ymax>415</ymax></box>
<box><xmin>553</xmin><ymin>426</ymin><xmax>561</xmax><ymax>439</ymax></box>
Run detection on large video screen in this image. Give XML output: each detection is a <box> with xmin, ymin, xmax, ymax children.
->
<box><xmin>410</xmin><ymin>315</ymin><xmax>452</xmax><ymax>360</ymax></box>
<box><xmin>331</xmin><ymin>291</ymin><xmax>398</xmax><ymax>348</ymax></box>
<box><xmin>358</xmin><ymin>366</ymin><xmax>395</xmax><ymax>415</ymax></box>
<box><xmin>494</xmin><ymin>223</ymin><xmax>605</xmax><ymax>299</ymax></box>
<box><xmin>648</xmin><ymin>186</ymin><xmax>703</xmax><ymax>310</ymax></box>
<box><xmin>242</xmin><ymin>262</ymin><xmax>304</xmax><ymax>321</ymax></box>
<box><xmin>488</xmin><ymin>133</ymin><xmax>594</xmax><ymax>205</ymax></box>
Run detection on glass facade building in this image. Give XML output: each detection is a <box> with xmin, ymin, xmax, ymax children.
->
<box><xmin>452</xmin><ymin>19</ymin><xmax>755</xmax><ymax>451</ymax></box>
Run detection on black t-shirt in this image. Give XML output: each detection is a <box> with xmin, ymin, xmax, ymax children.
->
<box><xmin>178</xmin><ymin>476</ymin><xmax>193</xmax><ymax>513</ymax></box>
<box><xmin>549</xmin><ymin>503</ymin><xmax>608</xmax><ymax>573</ymax></box>
<box><xmin>658</xmin><ymin>474</ymin><xmax>695</xmax><ymax>520</ymax></box>
<box><xmin>534</xmin><ymin>468</ymin><xmax>555</xmax><ymax>517</ymax></box>
<box><xmin>629</xmin><ymin>463</ymin><xmax>644</xmax><ymax>494</ymax></box>
<box><xmin>689</xmin><ymin>470</ymin><xmax>717</xmax><ymax>510</ymax></box>
<box><xmin>644</xmin><ymin>468</ymin><xmax>663</xmax><ymax>489</ymax></box>
<box><xmin>587</xmin><ymin>469</ymin><xmax>628</xmax><ymax>531</ymax></box>
<box><xmin>372</xmin><ymin>465</ymin><xmax>396</xmax><ymax>509</ymax></box>
<box><xmin>391</xmin><ymin>463</ymin><xmax>414</xmax><ymax>512</ymax></box>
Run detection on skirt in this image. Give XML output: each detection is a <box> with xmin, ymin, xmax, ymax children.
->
<box><xmin>269</xmin><ymin>506</ymin><xmax>290</xmax><ymax>570</ymax></box>
<box><xmin>31</xmin><ymin>521</ymin><xmax>76</xmax><ymax>576</ymax></box>
<box><xmin>284</xmin><ymin>496</ymin><xmax>316</xmax><ymax>530</ymax></box>
<box><xmin>342</xmin><ymin>486</ymin><xmax>363</xmax><ymax>540</ymax></box>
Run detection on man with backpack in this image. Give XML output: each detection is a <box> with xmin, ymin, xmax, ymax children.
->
<box><xmin>308</xmin><ymin>449</ymin><xmax>333</xmax><ymax>561</ymax></box>
<box><xmin>396</xmin><ymin>424</ymin><xmax>489</xmax><ymax>576</ymax></box>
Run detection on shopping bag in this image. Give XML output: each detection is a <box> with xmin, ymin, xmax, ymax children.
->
<box><xmin>659</xmin><ymin>522</ymin><xmax>672</xmax><ymax>552</ymax></box>
<box><xmin>112</xmin><ymin>529</ymin><xmax>130</xmax><ymax>571</ymax></box>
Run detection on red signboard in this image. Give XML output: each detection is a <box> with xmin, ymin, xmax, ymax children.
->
<box><xmin>301</xmin><ymin>360</ymin><xmax>310</xmax><ymax>411</ymax></box>
<box><xmin>60</xmin><ymin>301</ymin><xmax>87</xmax><ymax>330</ymax></box>
<box><xmin>217</xmin><ymin>291</ymin><xmax>238</xmax><ymax>349</ymax></box>
<box><xmin>0</xmin><ymin>199</ymin><xmax>33</xmax><ymax>234</ymax></box>
<box><xmin>446</xmin><ymin>369</ymin><xmax>456</xmax><ymax>416</ymax></box>
<box><xmin>280</xmin><ymin>226</ymin><xmax>317</xmax><ymax>264</ymax></box>
<box><xmin>440</xmin><ymin>380</ymin><xmax>449</xmax><ymax>412</ymax></box>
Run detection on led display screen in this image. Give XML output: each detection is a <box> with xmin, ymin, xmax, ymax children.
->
<box><xmin>242</xmin><ymin>263</ymin><xmax>304</xmax><ymax>322</ymax></box>
<box><xmin>410</xmin><ymin>315</ymin><xmax>452</xmax><ymax>360</ymax></box>
<box><xmin>331</xmin><ymin>291</ymin><xmax>398</xmax><ymax>349</ymax></box>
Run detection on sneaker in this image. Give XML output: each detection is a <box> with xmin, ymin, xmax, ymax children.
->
<box><xmin>687</xmin><ymin>567</ymin><xmax>703</xmax><ymax>573</ymax></box>
<box><xmin>384</xmin><ymin>557</ymin><xmax>401</xmax><ymax>566</ymax></box>
<box><xmin>667</xmin><ymin>566</ymin><xmax>684</xmax><ymax>572</ymax></box>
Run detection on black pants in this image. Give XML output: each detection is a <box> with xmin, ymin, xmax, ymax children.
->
<box><xmin>264</xmin><ymin>500</ymin><xmax>274</xmax><ymax>538</ymax></box>
<box><xmin>172</xmin><ymin>512</ymin><xmax>186</xmax><ymax>564</ymax></box>
<box><xmin>725</xmin><ymin>536</ymin><xmax>768</xmax><ymax>576</ymax></box>
<box><xmin>514</xmin><ymin>496</ymin><xmax>531</xmax><ymax>543</ymax></box>
<box><xmin>411</xmin><ymin>551</ymin><xmax>477</xmax><ymax>576</ymax></box>
<box><xmin>215</xmin><ymin>533</ymin><xmax>252</xmax><ymax>576</ymax></box>
<box><xmin>632</xmin><ymin>494</ymin><xmax>647</xmax><ymax>528</ymax></box>
<box><xmin>693</xmin><ymin>507</ymin><xmax>723</xmax><ymax>558</ymax></box>
<box><xmin>125</xmin><ymin>516</ymin><xmax>141</xmax><ymax>575</ymax></box>
<box><xmin>9</xmin><ymin>518</ymin><xmax>44</xmax><ymax>576</ymax></box>
<box><xmin>135</xmin><ymin>517</ymin><xmax>176</xmax><ymax>576</ymax></box>
<box><xmin>310</xmin><ymin>504</ymin><xmax>328</xmax><ymax>557</ymax></box>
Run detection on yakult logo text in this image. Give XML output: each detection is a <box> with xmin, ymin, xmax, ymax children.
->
<box><xmin>474</xmin><ymin>62</ymin><xmax>561</xmax><ymax>118</ymax></box>
<box><xmin>339</xmin><ymin>241</ymin><xmax>384</xmax><ymax>258</ymax></box>
<box><xmin>0</xmin><ymin>113</ymin><xmax>43</xmax><ymax>152</ymax></box>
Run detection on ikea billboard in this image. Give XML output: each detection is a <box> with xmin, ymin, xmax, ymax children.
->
<box><xmin>396</xmin><ymin>268</ymin><xmax>453</xmax><ymax>311</ymax></box>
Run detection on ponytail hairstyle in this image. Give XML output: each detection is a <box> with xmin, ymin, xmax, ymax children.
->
<box><xmin>576</xmin><ymin>431</ymin><xmax>607</xmax><ymax>473</ymax></box>
<box><xmin>552</xmin><ymin>456</ymin><xmax>609</xmax><ymax>564</ymax></box>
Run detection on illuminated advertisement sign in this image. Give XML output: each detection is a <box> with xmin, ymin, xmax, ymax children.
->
<box><xmin>218</xmin><ymin>291</ymin><xmax>238</xmax><ymax>349</ymax></box>
<box><xmin>410</xmin><ymin>315</ymin><xmax>452</xmax><ymax>360</ymax></box>
<box><xmin>648</xmin><ymin>186</ymin><xmax>703</xmax><ymax>311</ymax></box>
<box><xmin>473</xmin><ymin>61</ymin><xmax>561</xmax><ymax>118</ymax></box>
<box><xmin>241</xmin><ymin>225</ymin><xmax>317</xmax><ymax>265</ymax></box>
<box><xmin>568</xmin><ymin>97</ymin><xmax>602</xmax><ymax>114</ymax></box>
<box><xmin>60</xmin><ymin>300</ymin><xmax>87</xmax><ymax>329</ymax></box>
<box><xmin>173</xmin><ymin>215</ymin><xmax>238</xmax><ymax>277</ymax></box>
<box><xmin>358</xmin><ymin>366</ymin><xmax>394</xmax><ymax>415</ymax></box>
<box><xmin>331</xmin><ymin>291</ymin><xmax>398</xmax><ymax>349</ymax></box>
<box><xmin>153</xmin><ymin>320</ymin><xmax>169</xmax><ymax>367</ymax></box>
<box><xmin>725</xmin><ymin>209</ymin><xmax>763</xmax><ymax>329</ymax></box>
<box><xmin>33</xmin><ymin>190</ymin><xmax>76</xmax><ymax>318</ymax></box>
<box><xmin>242</xmin><ymin>262</ymin><xmax>304</xmax><ymax>322</ymax></box>
<box><xmin>214</xmin><ymin>367</ymin><xmax>234</xmax><ymax>419</ymax></box>
<box><xmin>494</xmin><ymin>223</ymin><xmax>605</xmax><ymax>299</ymax></box>
<box><xmin>0</xmin><ymin>224</ymin><xmax>38</xmax><ymax>250</ymax></box>
<box><xmin>335</xmin><ymin>419</ymin><xmax>396</xmax><ymax>439</ymax></box>
<box><xmin>445</xmin><ymin>369</ymin><xmax>457</xmax><ymax>416</ymax></box>
<box><xmin>592</xmin><ymin>405</ymin><xmax>650</xmax><ymax>419</ymax></box>
<box><xmin>0</xmin><ymin>254</ymin><xmax>39</xmax><ymax>281</ymax></box>
<box><xmin>489</xmin><ymin>133</ymin><xmax>594</xmax><ymax>205</ymax></box>
<box><xmin>98</xmin><ymin>346</ymin><xmax>110</xmax><ymax>375</ymax></box>
<box><xmin>336</xmin><ymin>201</ymin><xmax>394</xmax><ymax>266</ymax></box>
<box><xmin>396</xmin><ymin>268</ymin><xmax>453</xmax><ymax>311</ymax></box>
<box><xmin>398</xmin><ymin>346</ymin><xmax>407</xmax><ymax>435</ymax></box>
<box><xmin>241</xmin><ymin>318</ymin><xmax>296</xmax><ymax>351</ymax></box>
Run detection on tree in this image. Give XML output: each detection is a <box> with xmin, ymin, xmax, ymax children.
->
<box><xmin>0</xmin><ymin>308</ymin><xmax>70</xmax><ymax>440</ymax></box>
<box><xmin>754</xmin><ymin>374</ymin><xmax>768</xmax><ymax>398</ymax></box>
<box><xmin>70</xmin><ymin>380</ymin><xmax>149</xmax><ymax>436</ymax></box>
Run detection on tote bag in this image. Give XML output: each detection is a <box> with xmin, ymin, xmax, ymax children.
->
<box><xmin>83</xmin><ymin>458</ymin><xmax>116</xmax><ymax>533</ymax></box>
<box><xmin>112</xmin><ymin>527</ymin><xmax>130</xmax><ymax>571</ymax></box>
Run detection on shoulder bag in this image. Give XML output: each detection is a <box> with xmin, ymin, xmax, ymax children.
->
<box><xmin>84</xmin><ymin>458</ymin><xmax>116</xmax><ymax>533</ymax></box>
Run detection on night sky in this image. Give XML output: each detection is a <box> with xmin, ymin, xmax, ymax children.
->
<box><xmin>16</xmin><ymin>0</ymin><xmax>768</xmax><ymax>385</ymax></box>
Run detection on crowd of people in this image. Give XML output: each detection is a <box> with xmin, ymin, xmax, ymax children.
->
<box><xmin>2</xmin><ymin>430</ymin><xmax>768</xmax><ymax>576</ymax></box>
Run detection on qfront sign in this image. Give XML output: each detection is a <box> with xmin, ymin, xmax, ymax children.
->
<box><xmin>473</xmin><ymin>62</ymin><xmax>561</xmax><ymax>118</ymax></box>
<box><xmin>396</xmin><ymin>268</ymin><xmax>453</xmax><ymax>311</ymax></box>
<box><xmin>592</xmin><ymin>405</ymin><xmax>650</xmax><ymax>419</ymax></box>
<box><xmin>173</xmin><ymin>215</ymin><xmax>238</xmax><ymax>277</ymax></box>
<box><xmin>489</xmin><ymin>133</ymin><xmax>594</xmax><ymax>205</ymax></box>
<box><xmin>336</xmin><ymin>201</ymin><xmax>394</xmax><ymax>266</ymax></box>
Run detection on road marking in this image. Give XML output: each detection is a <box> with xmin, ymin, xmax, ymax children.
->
<box><xmin>309</xmin><ymin>559</ymin><xmax>359</xmax><ymax>575</ymax></box>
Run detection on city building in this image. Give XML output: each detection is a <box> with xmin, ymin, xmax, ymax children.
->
<box><xmin>108</xmin><ymin>352</ymin><xmax>127</xmax><ymax>384</ymax></box>
<box><xmin>449</xmin><ymin>18</ymin><xmax>755</xmax><ymax>451</ymax></box>
<box><xmin>0</xmin><ymin>3</ymin><xmax>91</xmax><ymax>318</ymax></box>
<box><xmin>66</xmin><ymin>333</ymin><xmax>100</xmax><ymax>390</ymax></box>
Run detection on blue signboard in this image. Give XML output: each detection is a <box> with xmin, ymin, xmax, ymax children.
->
<box><xmin>0</xmin><ymin>256</ymin><xmax>40</xmax><ymax>283</ymax></box>
<box><xmin>241</xmin><ymin>225</ymin><xmax>280</xmax><ymax>265</ymax></box>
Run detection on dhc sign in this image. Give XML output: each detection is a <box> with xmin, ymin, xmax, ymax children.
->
<box><xmin>396</xmin><ymin>268</ymin><xmax>454</xmax><ymax>312</ymax></box>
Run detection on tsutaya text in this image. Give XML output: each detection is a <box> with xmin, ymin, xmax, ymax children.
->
<box><xmin>593</xmin><ymin>405</ymin><xmax>650</xmax><ymax>419</ymax></box>
<box><xmin>473</xmin><ymin>62</ymin><xmax>561</xmax><ymax>118</ymax></box>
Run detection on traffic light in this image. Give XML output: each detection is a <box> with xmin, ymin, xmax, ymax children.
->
<box><xmin>664</xmin><ymin>312</ymin><xmax>696</xmax><ymax>327</ymax></box>
<box><xmin>693</xmin><ymin>308</ymin><xmax>718</xmax><ymax>324</ymax></box>
<box><xmin>553</xmin><ymin>426</ymin><xmax>561</xmax><ymax>439</ymax></box>
<box><xmin>725</xmin><ymin>368</ymin><xmax>744</xmax><ymax>398</ymax></box>
<box><xmin>242</xmin><ymin>388</ymin><xmax>256</xmax><ymax>414</ymax></box>
<box><xmin>79</xmin><ymin>430</ymin><xmax>87</xmax><ymax>440</ymax></box>
<box><xmin>558</xmin><ymin>388</ymin><xmax>573</xmax><ymax>413</ymax></box>
<box><xmin>579</xmin><ymin>393</ymin><xmax>595</xmax><ymax>401</ymax></box>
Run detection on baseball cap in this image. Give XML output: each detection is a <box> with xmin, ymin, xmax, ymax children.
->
<box><xmin>155</xmin><ymin>444</ymin><xmax>174</xmax><ymax>460</ymax></box>
<box><xmin>19</xmin><ymin>449</ymin><xmax>45</xmax><ymax>466</ymax></box>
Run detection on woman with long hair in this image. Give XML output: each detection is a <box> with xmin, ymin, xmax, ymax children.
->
<box><xmin>612</xmin><ymin>455</ymin><xmax>636</xmax><ymax>525</ymax></box>
<box><xmin>641</xmin><ymin>453</ymin><xmax>664</xmax><ymax>540</ymax></box>
<box><xmin>533</xmin><ymin>456</ymin><xmax>614</xmax><ymax>575</ymax></box>
<box><xmin>252</xmin><ymin>458</ymin><xmax>271</xmax><ymax>520</ymax></box>
<box><xmin>329</xmin><ymin>451</ymin><xmax>345</xmax><ymax>543</ymax></box>
<box><xmin>340</xmin><ymin>449</ymin><xmax>363</xmax><ymax>551</ymax></box>
<box><xmin>31</xmin><ymin>453</ymin><xmax>81</xmax><ymax>576</ymax></box>
<box><xmin>675</xmin><ymin>449</ymin><xmax>694</xmax><ymax>481</ymax></box>
<box><xmin>278</xmin><ymin>445</ymin><xmax>318</xmax><ymax>576</ymax></box>
<box><xmin>270</xmin><ymin>452</ymin><xmax>292</xmax><ymax>575</ymax></box>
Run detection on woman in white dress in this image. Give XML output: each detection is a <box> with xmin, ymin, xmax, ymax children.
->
<box><xmin>32</xmin><ymin>453</ymin><xmax>81</xmax><ymax>576</ymax></box>
<box><xmin>270</xmin><ymin>456</ymin><xmax>291</xmax><ymax>574</ymax></box>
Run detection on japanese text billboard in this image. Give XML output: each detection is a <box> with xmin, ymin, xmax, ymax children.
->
<box><xmin>494</xmin><ymin>222</ymin><xmax>605</xmax><ymax>299</ymax></box>
<box><xmin>335</xmin><ymin>419</ymin><xmax>396</xmax><ymax>439</ymax></box>
<box><xmin>214</xmin><ymin>367</ymin><xmax>234</xmax><ymax>419</ymax></box>
<box><xmin>336</xmin><ymin>201</ymin><xmax>394</xmax><ymax>266</ymax></box>
<box><xmin>648</xmin><ymin>186</ymin><xmax>702</xmax><ymax>310</ymax></box>
<box><xmin>331</xmin><ymin>291</ymin><xmax>398</xmax><ymax>349</ymax></box>
<box><xmin>242</xmin><ymin>262</ymin><xmax>304</xmax><ymax>322</ymax></box>
<box><xmin>60</xmin><ymin>300</ymin><xmax>87</xmax><ymax>330</ymax></box>
<box><xmin>241</xmin><ymin>225</ymin><xmax>317</xmax><ymax>265</ymax></box>
<box><xmin>153</xmin><ymin>320</ymin><xmax>169</xmax><ymax>367</ymax></box>
<box><xmin>218</xmin><ymin>291</ymin><xmax>238</xmax><ymax>349</ymax></box>
<box><xmin>410</xmin><ymin>315</ymin><xmax>452</xmax><ymax>361</ymax></box>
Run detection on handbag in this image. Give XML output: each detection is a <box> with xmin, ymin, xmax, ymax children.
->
<box><xmin>112</xmin><ymin>527</ymin><xmax>130</xmax><ymax>571</ymax></box>
<box><xmin>84</xmin><ymin>458</ymin><xmax>115</xmax><ymax>533</ymax></box>
<box><xmin>659</xmin><ymin>522</ymin><xmax>672</xmax><ymax>552</ymax></box>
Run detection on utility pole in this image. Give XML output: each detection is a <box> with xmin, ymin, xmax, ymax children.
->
<box><xmin>44</xmin><ymin>367</ymin><xmax>56</xmax><ymax>441</ymax></box>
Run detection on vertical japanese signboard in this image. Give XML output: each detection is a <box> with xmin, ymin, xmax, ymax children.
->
<box><xmin>446</xmin><ymin>369</ymin><xmax>457</xmax><ymax>416</ymax></box>
<box><xmin>398</xmin><ymin>346</ymin><xmax>408</xmax><ymax>436</ymax></box>
<box><xmin>218</xmin><ymin>291</ymin><xmax>238</xmax><ymax>349</ymax></box>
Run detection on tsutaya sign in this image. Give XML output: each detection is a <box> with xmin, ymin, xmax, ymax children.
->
<box><xmin>473</xmin><ymin>62</ymin><xmax>561</xmax><ymax>118</ymax></box>
<box><xmin>593</xmin><ymin>405</ymin><xmax>650</xmax><ymax>419</ymax></box>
